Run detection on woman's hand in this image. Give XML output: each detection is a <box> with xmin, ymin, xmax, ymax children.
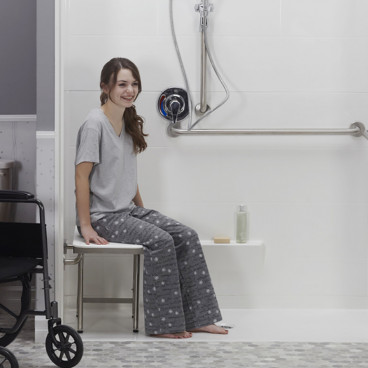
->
<box><xmin>133</xmin><ymin>184</ymin><xmax>144</xmax><ymax>207</ymax></box>
<box><xmin>80</xmin><ymin>225</ymin><xmax>109</xmax><ymax>245</ymax></box>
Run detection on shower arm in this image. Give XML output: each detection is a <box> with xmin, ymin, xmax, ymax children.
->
<box><xmin>168</xmin><ymin>122</ymin><xmax>368</xmax><ymax>139</ymax></box>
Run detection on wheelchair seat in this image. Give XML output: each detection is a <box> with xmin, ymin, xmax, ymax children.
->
<box><xmin>0</xmin><ymin>257</ymin><xmax>40</xmax><ymax>280</ymax></box>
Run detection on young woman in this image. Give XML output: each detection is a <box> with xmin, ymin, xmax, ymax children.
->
<box><xmin>75</xmin><ymin>57</ymin><xmax>228</xmax><ymax>338</ymax></box>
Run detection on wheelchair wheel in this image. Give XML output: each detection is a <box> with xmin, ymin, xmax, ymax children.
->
<box><xmin>45</xmin><ymin>325</ymin><xmax>83</xmax><ymax>368</ymax></box>
<box><xmin>0</xmin><ymin>347</ymin><xmax>19</xmax><ymax>368</ymax></box>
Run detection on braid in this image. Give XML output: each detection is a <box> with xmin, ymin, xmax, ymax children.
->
<box><xmin>124</xmin><ymin>106</ymin><xmax>147</xmax><ymax>153</ymax></box>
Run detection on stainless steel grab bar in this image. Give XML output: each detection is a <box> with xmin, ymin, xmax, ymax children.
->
<box><xmin>169</xmin><ymin>122</ymin><xmax>368</xmax><ymax>138</ymax></box>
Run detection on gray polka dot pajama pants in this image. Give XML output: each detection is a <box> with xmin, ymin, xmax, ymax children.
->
<box><xmin>92</xmin><ymin>206</ymin><xmax>222</xmax><ymax>335</ymax></box>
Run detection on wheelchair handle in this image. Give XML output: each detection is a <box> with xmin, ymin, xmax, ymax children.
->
<box><xmin>0</xmin><ymin>190</ymin><xmax>35</xmax><ymax>200</ymax></box>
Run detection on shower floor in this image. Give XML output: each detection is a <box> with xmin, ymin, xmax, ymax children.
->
<box><xmin>60</xmin><ymin>306</ymin><xmax>368</xmax><ymax>343</ymax></box>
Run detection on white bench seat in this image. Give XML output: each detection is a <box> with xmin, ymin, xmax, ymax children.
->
<box><xmin>69</xmin><ymin>228</ymin><xmax>144</xmax><ymax>333</ymax></box>
<box><xmin>72</xmin><ymin>231</ymin><xmax>144</xmax><ymax>254</ymax></box>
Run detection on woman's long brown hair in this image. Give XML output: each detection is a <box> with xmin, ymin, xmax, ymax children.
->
<box><xmin>100</xmin><ymin>57</ymin><xmax>147</xmax><ymax>153</ymax></box>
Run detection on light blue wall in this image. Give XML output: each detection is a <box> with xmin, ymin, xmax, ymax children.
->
<box><xmin>0</xmin><ymin>0</ymin><xmax>54</xmax><ymax>214</ymax></box>
<box><xmin>0</xmin><ymin>0</ymin><xmax>36</xmax><ymax>115</ymax></box>
<box><xmin>37</xmin><ymin>0</ymin><xmax>55</xmax><ymax>131</ymax></box>
<box><xmin>0</xmin><ymin>0</ymin><xmax>54</xmax><ymax>131</ymax></box>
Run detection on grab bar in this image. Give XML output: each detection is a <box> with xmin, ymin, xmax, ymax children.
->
<box><xmin>169</xmin><ymin>122</ymin><xmax>368</xmax><ymax>139</ymax></box>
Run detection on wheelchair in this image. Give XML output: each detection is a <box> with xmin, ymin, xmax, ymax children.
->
<box><xmin>0</xmin><ymin>190</ymin><xmax>83</xmax><ymax>368</ymax></box>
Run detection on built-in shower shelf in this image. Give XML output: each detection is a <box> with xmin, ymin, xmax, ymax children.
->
<box><xmin>200</xmin><ymin>240</ymin><xmax>264</xmax><ymax>247</ymax></box>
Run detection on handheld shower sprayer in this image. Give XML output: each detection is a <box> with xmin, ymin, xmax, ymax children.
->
<box><xmin>195</xmin><ymin>0</ymin><xmax>214</xmax><ymax>30</ymax></box>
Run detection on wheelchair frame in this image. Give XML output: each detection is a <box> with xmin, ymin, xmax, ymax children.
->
<box><xmin>0</xmin><ymin>190</ymin><xmax>83</xmax><ymax>368</ymax></box>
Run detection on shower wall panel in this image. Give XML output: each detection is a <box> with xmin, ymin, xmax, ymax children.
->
<box><xmin>63</xmin><ymin>0</ymin><xmax>368</xmax><ymax>309</ymax></box>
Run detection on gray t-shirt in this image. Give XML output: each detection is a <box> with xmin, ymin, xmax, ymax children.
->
<box><xmin>75</xmin><ymin>108</ymin><xmax>137</xmax><ymax>224</ymax></box>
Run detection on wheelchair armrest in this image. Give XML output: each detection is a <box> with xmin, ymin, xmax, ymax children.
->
<box><xmin>0</xmin><ymin>190</ymin><xmax>35</xmax><ymax>200</ymax></box>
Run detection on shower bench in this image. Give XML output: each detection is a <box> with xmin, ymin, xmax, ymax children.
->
<box><xmin>65</xmin><ymin>228</ymin><xmax>144</xmax><ymax>333</ymax></box>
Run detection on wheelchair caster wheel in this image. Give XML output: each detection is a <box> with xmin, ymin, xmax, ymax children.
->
<box><xmin>0</xmin><ymin>347</ymin><xmax>19</xmax><ymax>368</ymax></box>
<box><xmin>45</xmin><ymin>325</ymin><xmax>83</xmax><ymax>368</ymax></box>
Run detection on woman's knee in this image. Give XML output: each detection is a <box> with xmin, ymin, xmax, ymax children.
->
<box><xmin>179</xmin><ymin>225</ymin><xmax>199</xmax><ymax>241</ymax></box>
<box><xmin>147</xmin><ymin>230</ymin><xmax>175</xmax><ymax>250</ymax></box>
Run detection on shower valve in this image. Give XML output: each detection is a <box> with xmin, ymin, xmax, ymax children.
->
<box><xmin>158</xmin><ymin>88</ymin><xmax>189</xmax><ymax>124</ymax></box>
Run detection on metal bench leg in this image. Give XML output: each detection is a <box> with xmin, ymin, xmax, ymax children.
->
<box><xmin>132</xmin><ymin>254</ymin><xmax>140</xmax><ymax>332</ymax></box>
<box><xmin>77</xmin><ymin>254</ymin><xmax>84</xmax><ymax>333</ymax></box>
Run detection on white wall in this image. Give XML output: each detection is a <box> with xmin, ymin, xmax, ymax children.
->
<box><xmin>63</xmin><ymin>0</ymin><xmax>368</xmax><ymax>310</ymax></box>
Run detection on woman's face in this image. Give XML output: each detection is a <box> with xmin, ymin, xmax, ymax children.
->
<box><xmin>106</xmin><ymin>68</ymin><xmax>139</xmax><ymax>108</ymax></box>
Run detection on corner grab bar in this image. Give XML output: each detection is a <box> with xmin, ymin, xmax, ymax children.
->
<box><xmin>169</xmin><ymin>122</ymin><xmax>368</xmax><ymax>139</ymax></box>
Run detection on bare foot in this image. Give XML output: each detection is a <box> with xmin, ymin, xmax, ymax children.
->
<box><xmin>150</xmin><ymin>331</ymin><xmax>192</xmax><ymax>339</ymax></box>
<box><xmin>189</xmin><ymin>324</ymin><xmax>228</xmax><ymax>334</ymax></box>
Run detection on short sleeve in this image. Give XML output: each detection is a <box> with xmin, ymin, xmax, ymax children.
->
<box><xmin>75</xmin><ymin>126</ymin><xmax>101</xmax><ymax>166</ymax></box>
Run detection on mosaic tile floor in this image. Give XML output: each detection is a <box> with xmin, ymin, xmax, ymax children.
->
<box><xmin>4</xmin><ymin>310</ymin><xmax>368</xmax><ymax>367</ymax></box>
<box><xmin>6</xmin><ymin>338</ymin><xmax>368</xmax><ymax>367</ymax></box>
<box><xmin>4</xmin><ymin>327</ymin><xmax>368</xmax><ymax>368</ymax></box>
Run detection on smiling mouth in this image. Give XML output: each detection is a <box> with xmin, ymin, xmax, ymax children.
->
<box><xmin>122</xmin><ymin>96</ymin><xmax>134</xmax><ymax>102</ymax></box>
